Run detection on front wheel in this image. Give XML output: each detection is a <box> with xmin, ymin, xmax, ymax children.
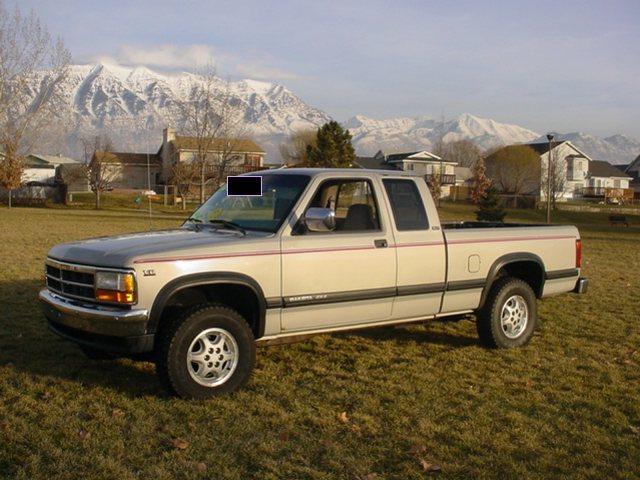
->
<box><xmin>155</xmin><ymin>304</ymin><xmax>256</xmax><ymax>399</ymax></box>
<box><xmin>476</xmin><ymin>277</ymin><xmax>537</xmax><ymax>348</ymax></box>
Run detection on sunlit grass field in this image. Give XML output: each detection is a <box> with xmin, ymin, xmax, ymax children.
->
<box><xmin>0</xmin><ymin>203</ymin><xmax>638</xmax><ymax>479</ymax></box>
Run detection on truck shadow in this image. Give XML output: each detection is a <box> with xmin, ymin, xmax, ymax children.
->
<box><xmin>2</xmin><ymin>279</ymin><xmax>478</xmax><ymax>397</ymax></box>
<box><xmin>0</xmin><ymin>279</ymin><xmax>163</xmax><ymax>398</ymax></box>
<box><xmin>340</xmin><ymin>321</ymin><xmax>479</xmax><ymax>348</ymax></box>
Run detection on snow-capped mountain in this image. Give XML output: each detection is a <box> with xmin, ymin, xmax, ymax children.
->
<box><xmin>30</xmin><ymin>63</ymin><xmax>640</xmax><ymax>164</ymax></box>
<box><xmin>345</xmin><ymin>113</ymin><xmax>540</xmax><ymax>155</ymax></box>
<box><xmin>532</xmin><ymin>132</ymin><xmax>640</xmax><ymax>165</ymax></box>
<box><xmin>41</xmin><ymin>63</ymin><xmax>330</xmax><ymax>160</ymax></box>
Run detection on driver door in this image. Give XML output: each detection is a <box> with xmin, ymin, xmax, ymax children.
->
<box><xmin>280</xmin><ymin>176</ymin><xmax>396</xmax><ymax>332</ymax></box>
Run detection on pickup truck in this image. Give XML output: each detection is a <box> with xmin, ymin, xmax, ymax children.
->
<box><xmin>39</xmin><ymin>169</ymin><xmax>588</xmax><ymax>398</ymax></box>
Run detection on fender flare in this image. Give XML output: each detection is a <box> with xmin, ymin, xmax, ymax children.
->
<box><xmin>478</xmin><ymin>252</ymin><xmax>546</xmax><ymax>310</ymax></box>
<box><xmin>147</xmin><ymin>272</ymin><xmax>267</xmax><ymax>337</ymax></box>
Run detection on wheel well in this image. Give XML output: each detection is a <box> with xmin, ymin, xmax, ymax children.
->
<box><xmin>495</xmin><ymin>261</ymin><xmax>544</xmax><ymax>298</ymax></box>
<box><xmin>157</xmin><ymin>283</ymin><xmax>262</xmax><ymax>338</ymax></box>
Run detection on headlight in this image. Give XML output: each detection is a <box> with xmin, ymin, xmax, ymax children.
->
<box><xmin>94</xmin><ymin>271</ymin><xmax>136</xmax><ymax>304</ymax></box>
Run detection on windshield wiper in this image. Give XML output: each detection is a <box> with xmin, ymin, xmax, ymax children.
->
<box><xmin>186</xmin><ymin>217</ymin><xmax>202</xmax><ymax>223</ymax></box>
<box><xmin>208</xmin><ymin>219</ymin><xmax>246</xmax><ymax>235</ymax></box>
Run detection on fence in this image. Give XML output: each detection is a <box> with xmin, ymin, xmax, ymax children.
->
<box><xmin>0</xmin><ymin>182</ymin><xmax>66</xmax><ymax>206</ymax></box>
<box><xmin>162</xmin><ymin>165</ymin><xmax>264</xmax><ymax>206</ymax></box>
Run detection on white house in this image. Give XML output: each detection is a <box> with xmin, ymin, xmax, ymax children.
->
<box><xmin>489</xmin><ymin>140</ymin><xmax>634</xmax><ymax>202</ymax></box>
<box><xmin>526</xmin><ymin>140</ymin><xmax>592</xmax><ymax>200</ymax></box>
<box><xmin>353</xmin><ymin>150</ymin><xmax>458</xmax><ymax>197</ymax></box>
<box><xmin>585</xmin><ymin>160</ymin><xmax>632</xmax><ymax>198</ymax></box>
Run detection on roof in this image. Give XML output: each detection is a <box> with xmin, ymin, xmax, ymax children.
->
<box><xmin>95</xmin><ymin>151</ymin><xmax>162</xmax><ymax>166</ymax></box>
<box><xmin>526</xmin><ymin>141</ymin><xmax>568</xmax><ymax>155</ymax></box>
<box><xmin>24</xmin><ymin>155</ymin><xmax>55</xmax><ymax>168</ymax></box>
<box><xmin>29</xmin><ymin>153</ymin><xmax>79</xmax><ymax>165</ymax></box>
<box><xmin>385</xmin><ymin>150</ymin><xmax>444</xmax><ymax>163</ymax></box>
<box><xmin>626</xmin><ymin>154</ymin><xmax>640</xmax><ymax>172</ymax></box>
<box><xmin>171</xmin><ymin>136</ymin><xmax>265</xmax><ymax>153</ymax></box>
<box><xmin>353</xmin><ymin>156</ymin><xmax>398</xmax><ymax>170</ymax></box>
<box><xmin>246</xmin><ymin>167</ymin><xmax>423</xmax><ymax>178</ymax></box>
<box><xmin>588</xmin><ymin>160</ymin><xmax>633</xmax><ymax>179</ymax></box>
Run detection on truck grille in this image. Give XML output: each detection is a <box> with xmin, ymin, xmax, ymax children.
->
<box><xmin>45</xmin><ymin>260</ymin><xmax>96</xmax><ymax>302</ymax></box>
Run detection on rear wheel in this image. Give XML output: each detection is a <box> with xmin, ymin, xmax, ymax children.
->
<box><xmin>155</xmin><ymin>304</ymin><xmax>255</xmax><ymax>399</ymax></box>
<box><xmin>476</xmin><ymin>277</ymin><xmax>537</xmax><ymax>348</ymax></box>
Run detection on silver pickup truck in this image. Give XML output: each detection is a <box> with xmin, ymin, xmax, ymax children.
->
<box><xmin>40</xmin><ymin>169</ymin><xmax>587</xmax><ymax>398</ymax></box>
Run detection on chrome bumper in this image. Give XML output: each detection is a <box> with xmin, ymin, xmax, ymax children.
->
<box><xmin>573</xmin><ymin>277</ymin><xmax>589</xmax><ymax>294</ymax></box>
<box><xmin>39</xmin><ymin>289</ymin><xmax>149</xmax><ymax>337</ymax></box>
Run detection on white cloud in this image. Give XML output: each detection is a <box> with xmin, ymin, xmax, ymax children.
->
<box><xmin>234</xmin><ymin>63</ymin><xmax>301</xmax><ymax>81</ymax></box>
<box><xmin>90</xmin><ymin>43</ymin><xmax>302</xmax><ymax>82</ymax></box>
<box><xmin>96</xmin><ymin>44</ymin><xmax>217</xmax><ymax>70</ymax></box>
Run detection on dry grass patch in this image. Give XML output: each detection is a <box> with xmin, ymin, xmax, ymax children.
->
<box><xmin>0</xmin><ymin>204</ymin><xmax>638</xmax><ymax>479</ymax></box>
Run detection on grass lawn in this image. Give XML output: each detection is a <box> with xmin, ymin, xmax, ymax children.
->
<box><xmin>0</xmin><ymin>203</ymin><xmax>638</xmax><ymax>479</ymax></box>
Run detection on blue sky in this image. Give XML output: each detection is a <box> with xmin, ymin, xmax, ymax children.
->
<box><xmin>17</xmin><ymin>0</ymin><xmax>640</xmax><ymax>138</ymax></box>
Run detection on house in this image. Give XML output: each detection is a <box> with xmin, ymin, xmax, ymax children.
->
<box><xmin>83</xmin><ymin>127</ymin><xmax>266</xmax><ymax>191</ymax></box>
<box><xmin>487</xmin><ymin>140</ymin><xmax>634</xmax><ymax>202</ymax></box>
<box><xmin>622</xmin><ymin>155</ymin><xmax>640</xmax><ymax>195</ymax></box>
<box><xmin>583</xmin><ymin>160</ymin><xmax>633</xmax><ymax>201</ymax></box>
<box><xmin>353</xmin><ymin>150</ymin><xmax>458</xmax><ymax>197</ymax></box>
<box><xmin>526</xmin><ymin>140</ymin><xmax>592</xmax><ymax>200</ymax></box>
<box><xmin>0</xmin><ymin>152</ymin><xmax>79</xmax><ymax>184</ymax></box>
<box><xmin>158</xmin><ymin>127</ymin><xmax>266</xmax><ymax>183</ymax></box>
<box><xmin>22</xmin><ymin>155</ymin><xmax>56</xmax><ymax>184</ymax></box>
<box><xmin>90</xmin><ymin>151</ymin><xmax>162</xmax><ymax>190</ymax></box>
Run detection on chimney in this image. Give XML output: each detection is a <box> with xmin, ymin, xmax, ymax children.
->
<box><xmin>163</xmin><ymin>127</ymin><xmax>176</xmax><ymax>145</ymax></box>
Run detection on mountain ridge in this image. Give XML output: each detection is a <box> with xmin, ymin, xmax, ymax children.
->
<box><xmin>32</xmin><ymin>63</ymin><xmax>640</xmax><ymax>164</ymax></box>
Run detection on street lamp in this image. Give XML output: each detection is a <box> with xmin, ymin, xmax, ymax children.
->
<box><xmin>546</xmin><ymin>133</ymin><xmax>554</xmax><ymax>224</ymax></box>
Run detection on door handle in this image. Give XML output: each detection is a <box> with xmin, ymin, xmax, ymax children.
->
<box><xmin>374</xmin><ymin>239</ymin><xmax>388</xmax><ymax>248</ymax></box>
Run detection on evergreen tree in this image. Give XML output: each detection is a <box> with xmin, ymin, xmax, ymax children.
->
<box><xmin>306</xmin><ymin>121</ymin><xmax>355</xmax><ymax>168</ymax></box>
<box><xmin>475</xmin><ymin>185</ymin><xmax>506</xmax><ymax>222</ymax></box>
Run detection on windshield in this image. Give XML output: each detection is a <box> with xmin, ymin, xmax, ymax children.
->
<box><xmin>186</xmin><ymin>174</ymin><xmax>310</xmax><ymax>233</ymax></box>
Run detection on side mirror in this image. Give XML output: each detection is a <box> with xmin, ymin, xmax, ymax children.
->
<box><xmin>304</xmin><ymin>207</ymin><xmax>336</xmax><ymax>232</ymax></box>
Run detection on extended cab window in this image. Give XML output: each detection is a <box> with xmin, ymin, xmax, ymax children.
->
<box><xmin>306</xmin><ymin>179</ymin><xmax>380</xmax><ymax>232</ymax></box>
<box><xmin>383</xmin><ymin>179</ymin><xmax>428</xmax><ymax>230</ymax></box>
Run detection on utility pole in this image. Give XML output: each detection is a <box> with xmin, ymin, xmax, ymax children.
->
<box><xmin>546</xmin><ymin>133</ymin><xmax>554</xmax><ymax>224</ymax></box>
<box><xmin>147</xmin><ymin>135</ymin><xmax>152</xmax><ymax>230</ymax></box>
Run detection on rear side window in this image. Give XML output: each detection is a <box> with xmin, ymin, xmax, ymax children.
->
<box><xmin>383</xmin><ymin>179</ymin><xmax>428</xmax><ymax>230</ymax></box>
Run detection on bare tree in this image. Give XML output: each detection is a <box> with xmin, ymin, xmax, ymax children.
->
<box><xmin>279</xmin><ymin>129</ymin><xmax>316</xmax><ymax>166</ymax></box>
<box><xmin>470</xmin><ymin>157</ymin><xmax>491</xmax><ymax>204</ymax></box>
<box><xmin>427</xmin><ymin>164</ymin><xmax>442</xmax><ymax>206</ymax></box>
<box><xmin>441</xmin><ymin>140</ymin><xmax>482</xmax><ymax>167</ymax></box>
<box><xmin>485</xmin><ymin>145</ymin><xmax>540</xmax><ymax>207</ymax></box>
<box><xmin>173</xmin><ymin>65</ymin><xmax>247</xmax><ymax>203</ymax></box>
<box><xmin>0</xmin><ymin>1</ymin><xmax>71</xmax><ymax>207</ymax></box>
<box><xmin>541</xmin><ymin>147</ymin><xmax>567</xmax><ymax>208</ymax></box>
<box><xmin>171</xmin><ymin>161</ymin><xmax>197</xmax><ymax>210</ymax></box>
<box><xmin>79</xmin><ymin>134</ymin><xmax>118</xmax><ymax>209</ymax></box>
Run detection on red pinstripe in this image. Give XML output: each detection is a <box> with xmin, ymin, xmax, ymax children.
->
<box><xmin>446</xmin><ymin>234</ymin><xmax>576</xmax><ymax>245</ymax></box>
<box><xmin>133</xmin><ymin>234</ymin><xmax>575</xmax><ymax>263</ymax></box>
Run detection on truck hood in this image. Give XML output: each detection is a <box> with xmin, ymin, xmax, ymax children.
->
<box><xmin>47</xmin><ymin>228</ymin><xmax>271</xmax><ymax>268</ymax></box>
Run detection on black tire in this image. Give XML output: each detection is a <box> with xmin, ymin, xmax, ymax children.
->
<box><xmin>79</xmin><ymin>345</ymin><xmax>117</xmax><ymax>360</ymax></box>
<box><xmin>155</xmin><ymin>304</ymin><xmax>255</xmax><ymax>399</ymax></box>
<box><xmin>476</xmin><ymin>277</ymin><xmax>537</xmax><ymax>348</ymax></box>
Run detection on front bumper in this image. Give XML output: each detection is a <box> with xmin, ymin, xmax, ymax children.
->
<box><xmin>573</xmin><ymin>277</ymin><xmax>589</xmax><ymax>294</ymax></box>
<box><xmin>39</xmin><ymin>289</ymin><xmax>154</xmax><ymax>354</ymax></box>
